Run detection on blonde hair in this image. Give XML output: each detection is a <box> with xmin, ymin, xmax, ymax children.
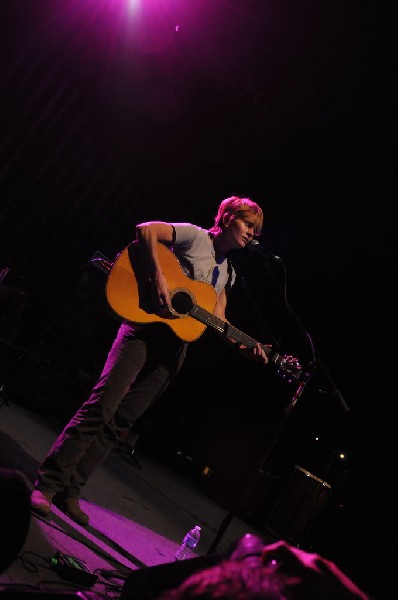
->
<box><xmin>209</xmin><ymin>196</ymin><xmax>263</xmax><ymax>236</ymax></box>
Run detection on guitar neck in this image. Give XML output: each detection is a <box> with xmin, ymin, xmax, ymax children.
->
<box><xmin>190</xmin><ymin>304</ymin><xmax>283</xmax><ymax>368</ymax></box>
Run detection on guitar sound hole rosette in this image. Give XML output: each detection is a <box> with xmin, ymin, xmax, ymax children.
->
<box><xmin>170</xmin><ymin>289</ymin><xmax>194</xmax><ymax>317</ymax></box>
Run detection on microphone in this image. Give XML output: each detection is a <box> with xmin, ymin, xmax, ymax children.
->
<box><xmin>246</xmin><ymin>239</ymin><xmax>282</xmax><ymax>261</ymax></box>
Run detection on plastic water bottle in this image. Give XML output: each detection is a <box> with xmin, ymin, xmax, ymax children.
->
<box><xmin>175</xmin><ymin>525</ymin><xmax>201</xmax><ymax>561</ymax></box>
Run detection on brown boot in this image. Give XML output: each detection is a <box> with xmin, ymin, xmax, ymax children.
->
<box><xmin>53</xmin><ymin>495</ymin><xmax>89</xmax><ymax>526</ymax></box>
<box><xmin>31</xmin><ymin>489</ymin><xmax>54</xmax><ymax>517</ymax></box>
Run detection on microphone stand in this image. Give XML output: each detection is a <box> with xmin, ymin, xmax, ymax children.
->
<box><xmin>207</xmin><ymin>247</ymin><xmax>347</xmax><ymax>554</ymax></box>
<box><xmin>207</xmin><ymin>362</ymin><xmax>315</xmax><ymax>554</ymax></box>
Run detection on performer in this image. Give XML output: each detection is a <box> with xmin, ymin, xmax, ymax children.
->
<box><xmin>31</xmin><ymin>195</ymin><xmax>270</xmax><ymax>525</ymax></box>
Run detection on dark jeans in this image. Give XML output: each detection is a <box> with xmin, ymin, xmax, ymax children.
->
<box><xmin>35</xmin><ymin>322</ymin><xmax>187</xmax><ymax>497</ymax></box>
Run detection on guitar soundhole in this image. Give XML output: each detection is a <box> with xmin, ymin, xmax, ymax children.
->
<box><xmin>171</xmin><ymin>291</ymin><xmax>194</xmax><ymax>316</ymax></box>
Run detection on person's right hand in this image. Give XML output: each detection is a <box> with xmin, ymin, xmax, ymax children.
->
<box><xmin>149</xmin><ymin>270</ymin><xmax>171</xmax><ymax>314</ymax></box>
<box><xmin>261</xmin><ymin>540</ymin><xmax>369</xmax><ymax>599</ymax></box>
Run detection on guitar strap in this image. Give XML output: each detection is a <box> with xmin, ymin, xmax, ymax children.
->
<box><xmin>226</xmin><ymin>258</ymin><xmax>235</xmax><ymax>296</ymax></box>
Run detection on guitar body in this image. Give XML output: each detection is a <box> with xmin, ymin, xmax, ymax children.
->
<box><xmin>105</xmin><ymin>241</ymin><xmax>218</xmax><ymax>342</ymax></box>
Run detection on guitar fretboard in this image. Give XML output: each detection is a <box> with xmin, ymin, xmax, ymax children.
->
<box><xmin>190</xmin><ymin>305</ymin><xmax>284</xmax><ymax>364</ymax></box>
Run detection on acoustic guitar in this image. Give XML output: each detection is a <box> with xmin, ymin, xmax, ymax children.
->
<box><xmin>105</xmin><ymin>241</ymin><xmax>302</xmax><ymax>382</ymax></box>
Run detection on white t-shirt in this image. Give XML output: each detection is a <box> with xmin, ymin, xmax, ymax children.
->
<box><xmin>171</xmin><ymin>223</ymin><xmax>235</xmax><ymax>295</ymax></box>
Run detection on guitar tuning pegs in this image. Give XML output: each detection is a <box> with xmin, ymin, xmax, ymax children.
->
<box><xmin>275</xmin><ymin>353</ymin><xmax>302</xmax><ymax>382</ymax></box>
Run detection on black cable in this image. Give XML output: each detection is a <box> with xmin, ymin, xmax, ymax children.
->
<box><xmin>30</xmin><ymin>510</ymin><xmax>142</xmax><ymax>571</ymax></box>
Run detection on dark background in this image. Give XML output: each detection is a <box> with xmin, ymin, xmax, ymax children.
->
<box><xmin>0</xmin><ymin>1</ymin><xmax>395</xmax><ymax>593</ymax></box>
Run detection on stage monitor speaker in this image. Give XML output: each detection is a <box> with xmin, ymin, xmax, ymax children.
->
<box><xmin>121</xmin><ymin>553</ymin><xmax>222</xmax><ymax>600</ymax></box>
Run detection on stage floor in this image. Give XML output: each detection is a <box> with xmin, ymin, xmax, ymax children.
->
<box><xmin>0</xmin><ymin>399</ymin><xmax>273</xmax><ymax>598</ymax></box>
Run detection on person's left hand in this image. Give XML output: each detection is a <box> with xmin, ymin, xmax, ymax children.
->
<box><xmin>239</xmin><ymin>342</ymin><xmax>269</xmax><ymax>365</ymax></box>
